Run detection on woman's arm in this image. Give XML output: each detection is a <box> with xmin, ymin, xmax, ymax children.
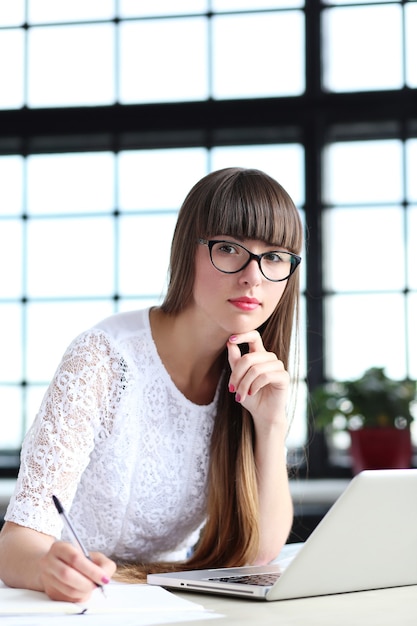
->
<box><xmin>252</xmin><ymin>422</ymin><xmax>293</xmax><ymax>564</ymax></box>
<box><xmin>0</xmin><ymin>330</ymin><xmax>120</xmax><ymax>600</ymax></box>
<box><xmin>227</xmin><ymin>331</ymin><xmax>294</xmax><ymax>564</ymax></box>
<box><xmin>0</xmin><ymin>521</ymin><xmax>115</xmax><ymax>602</ymax></box>
<box><xmin>0</xmin><ymin>522</ymin><xmax>55</xmax><ymax>590</ymax></box>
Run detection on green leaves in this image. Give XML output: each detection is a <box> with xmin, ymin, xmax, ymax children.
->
<box><xmin>311</xmin><ymin>368</ymin><xmax>416</xmax><ymax>430</ymax></box>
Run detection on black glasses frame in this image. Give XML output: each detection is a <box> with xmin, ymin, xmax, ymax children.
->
<box><xmin>198</xmin><ymin>239</ymin><xmax>301</xmax><ymax>282</ymax></box>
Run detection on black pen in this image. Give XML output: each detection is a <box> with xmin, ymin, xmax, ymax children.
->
<box><xmin>52</xmin><ymin>495</ymin><xmax>106</xmax><ymax>596</ymax></box>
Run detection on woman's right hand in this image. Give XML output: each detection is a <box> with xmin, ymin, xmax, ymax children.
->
<box><xmin>0</xmin><ymin>521</ymin><xmax>115</xmax><ymax>602</ymax></box>
<box><xmin>39</xmin><ymin>541</ymin><xmax>116</xmax><ymax>603</ymax></box>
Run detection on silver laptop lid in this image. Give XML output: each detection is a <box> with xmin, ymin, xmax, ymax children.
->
<box><xmin>148</xmin><ymin>469</ymin><xmax>417</xmax><ymax>601</ymax></box>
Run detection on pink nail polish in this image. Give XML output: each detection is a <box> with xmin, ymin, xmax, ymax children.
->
<box><xmin>101</xmin><ymin>576</ymin><xmax>110</xmax><ymax>585</ymax></box>
<box><xmin>229</xmin><ymin>384</ymin><xmax>235</xmax><ymax>393</ymax></box>
<box><xmin>229</xmin><ymin>335</ymin><xmax>238</xmax><ymax>342</ymax></box>
<box><xmin>235</xmin><ymin>393</ymin><xmax>241</xmax><ymax>403</ymax></box>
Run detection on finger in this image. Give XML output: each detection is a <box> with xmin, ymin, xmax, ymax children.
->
<box><xmin>232</xmin><ymin>354</ymin><xmax>280</xmax><ymax>401</ymax></box>
<box><xmin>41</xmin><ymin>552</ymin><xmax>96</xmax><ymax>603</ymax></box>
<box><xmin>63</xmin><ymin>546</ymin><xmax>113</xmax><ymax>587</ymax></box>
<box><xmin>245</xmin><ymin>360</ymin><xmax>288</xmax><ymax>398</ymax></box>
<box><xmin>48</xmin><ymin>543</ymin><xmax>112</xmax><ymax>600</ymax></box>
<box><xmin>90</xmin><ymin>551</ymin><xmax>117</xmax><ymax>582</ymax></box>
<box><xmin>227</xmin><ymin>331</ymin><xmax>265</xmax><ymax>389</ymax></box>
<box><xmin>228</xmin><ymin>331</ymin><xmax>264</xmax><ymax>353</ymax></box>
<box><xmin>227</xmin><ymin>338</ymin><xmax>242</xmax><ymax>371</ymax></box>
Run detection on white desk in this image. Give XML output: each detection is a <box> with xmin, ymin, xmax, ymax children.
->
<box><xmin>174</xmin><ymin>585</ymin><xmax>417</xmax><ymax>625</ymax></box>
<box><xmin>1</xmin><ymin>478</ymin><xmax>415</xmax><ymax>624</ymax></box>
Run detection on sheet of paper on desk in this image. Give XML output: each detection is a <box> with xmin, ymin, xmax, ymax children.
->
<box><xmin>0</xmin><ymin>582</ymin><xmax>223</xmax><ymax>624</ymax></box>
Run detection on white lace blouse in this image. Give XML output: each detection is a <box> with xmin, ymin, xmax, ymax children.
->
<box><xmin>6</xmin><ymin>309</ymin><xmax>218</xmax><ymax>562</ymax></box>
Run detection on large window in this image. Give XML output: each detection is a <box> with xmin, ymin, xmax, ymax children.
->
<box><xmin>0</xmin><ymin>145</ymin><xmax>305</xmax><ymax>451</ymax></box>
<box><xmin>1</xmin><ymin>0</ymin><xmax>416</xmax><ymax>476</ymax></box>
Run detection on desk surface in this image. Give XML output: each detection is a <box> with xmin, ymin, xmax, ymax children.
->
<box><xmin>174</xmin><ymin>585</ymin><xmax>417</xmax><ymax>626</ymax></box>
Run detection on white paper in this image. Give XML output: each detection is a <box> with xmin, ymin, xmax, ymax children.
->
<box><xmin>0</xmin><ymin>611</ymin><xmax>221</xmax><ymax>626</ymax></box>
<box><xmin>0</xmin><ymin>582</ymin><xmax>223</xmax><ymax>624</ymax></box>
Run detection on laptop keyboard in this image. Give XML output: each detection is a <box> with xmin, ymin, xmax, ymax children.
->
<box><xmin>208</xmin><ymin>572</ymin><xmax>281</xmax><ymax>586</ymax></box>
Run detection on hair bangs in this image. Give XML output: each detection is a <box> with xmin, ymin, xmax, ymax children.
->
<box><xmin>201</xmin><ymin>169</ymin><xmax>302</xmax><ymax>254</ymax></box>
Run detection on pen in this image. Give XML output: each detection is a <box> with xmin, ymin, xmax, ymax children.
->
<box><xmin>52</xmin><ymin>495</ymin><xmax>106</xmax><ymax>596</ymax></box>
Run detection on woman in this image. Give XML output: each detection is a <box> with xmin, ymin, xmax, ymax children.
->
<box><xmin>0</xmin><ymin>167</ymin><xmax>303</xmax><ymax>602</ymax></box>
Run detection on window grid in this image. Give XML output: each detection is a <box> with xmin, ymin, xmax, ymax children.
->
<box><xmin>0</xmin><ymin>144</ymin><xmax>305</xmax><ymax>451</ymax></box>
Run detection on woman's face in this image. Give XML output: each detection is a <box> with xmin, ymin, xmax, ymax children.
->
<box><xmin>191</xmin><ymin>237</ymin><xmax>290</xmax><ymax>338</ymax></box>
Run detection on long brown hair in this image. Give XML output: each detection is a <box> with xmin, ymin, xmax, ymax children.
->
<box><xmin>116</xmin><ymin>167</ymin><xmax>303</xmax><ymax>582</ymax></box>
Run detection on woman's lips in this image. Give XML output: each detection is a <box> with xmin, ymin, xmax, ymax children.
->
<box><xmin>229</xmin><ymin>297</ymin><xmax>261</xmax><ymax>311</ymax></box>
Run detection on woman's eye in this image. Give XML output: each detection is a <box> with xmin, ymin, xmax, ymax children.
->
<box><xmin>264</xmin><ymin>252</ymin><xmax>282</xmax><ymax>263</ymax></box>
<box><xmin>219</xmin><ymin>244</ymin><xmax>238</xmax><ymax>255</ymax></box>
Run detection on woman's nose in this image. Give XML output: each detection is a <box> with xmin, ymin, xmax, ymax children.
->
<box><xmin>237</xmin><ymin>258</ymin><xmax>263</xmax><ymax>285</ymax></box>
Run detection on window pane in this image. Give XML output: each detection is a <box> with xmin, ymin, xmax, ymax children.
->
<box><xmin>409</xmin><ymin>294</ymin><xmax>417</xmax><ymax>379</ymax></box>
<box><xmin>323</xmin><ymin>141</ymin><xmax>403</xmax><ymax>205</ymax></box>
<box><xmin>211</xmin><ymin>143</ymin><xmax>304</xmax><ymax>207</ymax></box>
<box><xmin>0</xmin><ymin>2</ymin><xmax>24</xmax><ymax>26</ymax></box>
<box><xmin>26</xmin><ymin>217</ymin><xmax>115</xmax><ymax>298</ymax></box>
<box><xmin>297</xmin><ymin>294</ymin><xmax>306</xmax><ymax>379</ymax></box>
<box><xmin>323</xmin><ymin>0</ymin><xmax>393</xmax><ymax>4</ymax></box>
<box><xmin>212</xmin><ymin>11</ymin><xmax>304</xmax><ymax>99</ymax></box>
<box><xmin>117</xmin><ymin>297</ymin><xmax>163</xmax><ymax>312</ymax></box>
<box><xmin>323</xmin><ymin>207</ymin><xmax>405</xmax><ymax>292</ymax></box>
<box><xmin>0</xmin><ymin>155</ymin><xmax>24</xmax><ymax>214</ymax></box>
<box><xmin>0</xmin><ymin>387</ymin><xmax>22</xmax><ymax>448</ymax></box>
<box><xmin>27</xmin><ymin>153</ymin><xmax>115</xmax><ymax>215</ymax></box>
<box><xmin>287</xmin><ymin>381</ymin><xmax>307</xmax><ymax>449</ymax></box>
<box><xmin>406</xmin><ymin>3</ymin><xmax>417</xmax><ymax>87</ymax></box>
<box><xmin>28</xmin><ymin>23</ymin><xmax>115</xmax><ymax>107</ymax></box>
<box><xmin>325</xmin><ymin>294</ymin><xmax>406</xmax><ymax>380</ymax></box>
<box><xmin>323</xmin><ymin>5</ymin><xmax>403</xmax><ymax>92</ymax></box>
<box><xmin>286</xmin><ymin>292</ymin><xmax>307</xmax><ymax>449</ymax></box>
<box><xmin>213</xmin><ymin>0</ymin><xmax>303</xmax><ymax>9</ymax></box>
<box><xmin>26</xmin><ymin>300</ymin><xmax>114</xmax><ymax>382</ymax></box>
<box><xmin>28</xmin><ymin>0</ymin><xmax>115</xmax><ymax>23</ymax></box>
<box><xmin>119</xmin><ymin>0</ymin><xmax>208</xmax><ymax>16</ymax></box>
<box><xmin>118</xmin><ymin>148</ymin><xmax>208</xmax><ymax>211</ymax></box>
<box><xmin>0</xmin><ymin>220</ymin><xmax>23</xmax><ymax>298</ymax></box>
<box><xmin>408</xmin><ymin>207</ymin><xmax>417</xmax><ymax>290</ymax></box>
<box><xmin>0</xmin><ymin>29</ymin><xmax>24</xmax><ymax>109</ymax></box>
<box><xmin>119</xmin><ymin>18</ymin><xmax>208</xmax><ymax>104</ymax></box>
<box><xmin>406</xmin><ymin>139</ymin><xmax>417</xmax><ymax>201</ymax></box>
<box><xmin>0</xmin><ymin>304</ymin><xmax>22</xmax><ymax>382</ymax></box>
<box><xmin>118</xmin><ymin>214</ymin><xmax>178</xmax><ymax>296</ymax></box>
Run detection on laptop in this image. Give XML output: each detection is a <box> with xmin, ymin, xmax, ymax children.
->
<box><xmin>148</xmin><ymin>469</ymin><xmax>417</xmax><ymax>601</ymax></box>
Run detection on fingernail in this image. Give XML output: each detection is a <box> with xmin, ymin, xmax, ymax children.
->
<box><xmin>101</xmin><ymin>576</ymin><xmax>110</xmax><ymax>585</ymax></box>
<box><xmin>229</xmin><ymin>335</ymin><xmax>238</xmax><ymax>342</ymax></box>
<box><xmin>235</xmin><ymin>393</ymin><xmax>241</xmax><ymax>403</ymax></box>
<box><xmin>229</xmin><ymin>384</ymin><xmax>235</xmax><ymax>393</ymax></box>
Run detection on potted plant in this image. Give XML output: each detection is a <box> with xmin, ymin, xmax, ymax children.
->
<box><xmin>311</xmin><ymin>367</ymin><xmax>416</xmax><ymax>474</ymax></box>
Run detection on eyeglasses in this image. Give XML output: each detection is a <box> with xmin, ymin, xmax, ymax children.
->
<box><xmin>198</xmin><ymin>239</ymin><xmax>301</xmax><ymax>282</ymax></box>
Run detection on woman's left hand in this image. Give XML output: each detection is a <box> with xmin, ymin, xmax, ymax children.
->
<box><xmin>227</xmin><ymin>331</ymin><xmax>289</xmax><ymax>429</ymax></box>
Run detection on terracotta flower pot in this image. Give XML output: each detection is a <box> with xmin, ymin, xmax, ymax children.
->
<box><xmin>349</xmin><ymin>428</ymin><xmax>412</xmax><ymax>475</ymax></box>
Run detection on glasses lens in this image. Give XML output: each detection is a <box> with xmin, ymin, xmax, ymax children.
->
<box><xmin>210</xmin><ymin>241</ymin><xmax>297</xmax><ymax>281</ymax></box>
<box><xmin>260</xmin><ymin>251</ymin><xmax>297</xmax><ymax>281</ymax></box>
<box><xmin>210</xmin><ymin>241</ymin><xmax>250</xmax><ymax>273</ymax></box>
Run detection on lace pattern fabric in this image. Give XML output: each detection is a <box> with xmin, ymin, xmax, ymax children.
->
<box><xmin>6</xmin><ymin>309</ymin><xmax>217</xmax><ymax>562</ymax></box>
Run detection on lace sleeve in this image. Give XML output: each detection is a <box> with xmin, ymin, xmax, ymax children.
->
<box><xmin>6</xmin><ymin>329</ymin><xmax>124</xmax><ymax>537</ymax></box>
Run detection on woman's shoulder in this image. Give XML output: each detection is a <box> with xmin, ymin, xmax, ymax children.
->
<box><xmin>61</xmin><ymin>308</ymin><xmax>152</xmax><ymax>365</ymax></box>
<box><xmin>92</xmin><ymin>308</ymin><xmax>151</xmax><ymax>341</ymax></box>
